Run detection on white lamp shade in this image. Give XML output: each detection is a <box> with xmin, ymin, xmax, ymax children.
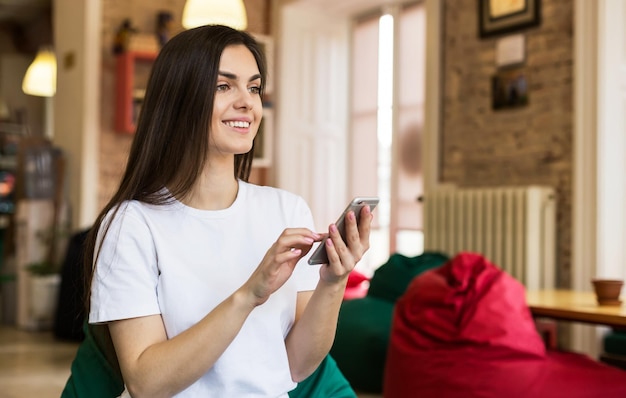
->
<box><xmin>182</xmin><ymin>0</ymin><xmax>248</xmax><ymax>30</ymax></box>
<box><xmin>22</xmin><ymin>47</ymin><xmax>57</xmax><ymax>97</ymax></box>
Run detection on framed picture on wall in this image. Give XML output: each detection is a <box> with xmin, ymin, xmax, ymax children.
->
<box><xmin>478</xmin><ymin>0</ymin><xmax>541</xmax><ymax>38</ymax></box>
<box><xmin>491</xmin><ymin>67</ymin><xmax>528</xmax><ymax>110</ymax></box>
<box><xmin>251</xmin><ymin>34</ymin><xmax>274</xmax><ymax>169</ymax></box>
<box><xmin>253</xmin><ymin>108</ymin><xmax>273</xmax><ymax>167</ymax></box>
<box><xmin>252</xmin><ymin>34</ymin><xmax>274</xmax><ymax>107</ymax></box>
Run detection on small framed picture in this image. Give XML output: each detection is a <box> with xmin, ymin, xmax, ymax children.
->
<box><xmin>492</xmin><ymin>67</ymin><xmax>528</xmax><ymax>110</ymax></box>
<box><xmin>478</xmin><ymin>0</ymin><xmax>541</xmax><ymax>38</ymax></box>
<box><xmin>252</xmin><ymin>34</ymin><xmax>274</xmax><ymax>107</ymax></box>
<box><xmin>253</xmin><ymin>108</ymin><xmax>273</xmax><ymax>167</ymax></box>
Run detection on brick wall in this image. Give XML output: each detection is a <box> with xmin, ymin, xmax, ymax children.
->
<box><xmin>441</xmin><ymin>0</ymin><xmax>573</xmax><ymax>287</ymax></box>
<box><xmin>98</xmin><ymin>0</ymin><xmax>270</xmax><ymax>208</ymax></box>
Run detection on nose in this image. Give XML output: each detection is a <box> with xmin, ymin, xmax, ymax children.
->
<box><xmin>234</xmin><ymin>87</ymin><xmax>255</xmax><ymax>110</ymax></box>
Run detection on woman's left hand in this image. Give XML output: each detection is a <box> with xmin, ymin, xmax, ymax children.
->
<box><xmin>319</xmin><ymin>205</ymin><xmax>373</xmax><ymax>284</ymax></box>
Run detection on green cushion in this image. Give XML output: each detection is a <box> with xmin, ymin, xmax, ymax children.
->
<box><xmin>367</xmin><ymin>252</ymin><xmax>448</xmax><ymax>303</ymax></box>
<box><xmin>330</xmin><ymin>296</ymin><xmax>396</xmax><ymax>393</ymax></box>
<box><xmin>604</xmin><ymin>330</ymin><xmax>626</xmax><ymax>356</ymax></box>
<box><xmin>61</xmin><ymin>324</ymin><xmax>124</xmax><ymax>398</ymax></box>
<box><xmin>64</xmin><ymin>324</ymin><xmax>354</xmax><ymax>398</ymax></box>
<box><xmin>289</xmin><ymin>354</ymin><xmax>356</xmax><ymax>398</ymax></box>
<box><xmin>330</xmin><ymin>252</ymin><xmax>448</xmax><ymax>393</ymax></box>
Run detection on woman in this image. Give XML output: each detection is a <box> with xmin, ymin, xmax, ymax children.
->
<box><xmin>82</xmin><ymin>25</ymin><xmax>373</xmax><ymax>397</ymax></box>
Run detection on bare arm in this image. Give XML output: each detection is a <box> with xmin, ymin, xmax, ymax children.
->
<box><xmin>108</xmin><ymin>228</ymin><xmax>320</xmax><ymax>398</ymax></box>
<box><xmin>285</xmin><ymin>205</ymin><xmax>373</xmax><ymax>381</ymax></box>
<box><xmin>109</xmin><ymin>290</ymin><xmax>255</xmax><ymax>398</ymax></box>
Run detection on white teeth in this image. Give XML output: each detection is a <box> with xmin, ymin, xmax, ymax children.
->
<box><xmin>224</xmin><ymin>120</ymin><xmax>250</xmax><ymax>128</ymax></box>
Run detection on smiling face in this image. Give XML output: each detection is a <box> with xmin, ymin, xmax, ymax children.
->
<box><xmin>209</xmin><ymin>44</ymin><xmax>263</xmax><ymax>160</ymax></box>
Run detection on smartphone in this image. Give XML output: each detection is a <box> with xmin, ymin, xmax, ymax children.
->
<box><xmin>307</xmin><ymin>197</ymin><xmax>379</xmax><ymax>265</ymax></box>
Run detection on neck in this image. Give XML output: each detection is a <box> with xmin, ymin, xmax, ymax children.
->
<box><xmin>185</xmin><ymin>157</ymin><xmax>239</xmax><ymax>210</ymax></box>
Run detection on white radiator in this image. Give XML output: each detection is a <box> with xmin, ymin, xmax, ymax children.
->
<box><xmin>423</xmin><ymin>186</ymin><xmax>556</xmax><ymax>290</ymax></box>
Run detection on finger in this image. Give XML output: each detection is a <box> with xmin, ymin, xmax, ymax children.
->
<box><xmin>264</xmin><ymin>245</ymin><xmax>304</xmax><ymax>268</ymax></box>
<box><xmin>324</xmin><ymin>227</ymin><xmax>357</xmax><ymax>279</ymax></box>
<box><xmin>316</xmin><ymin>233</ymin><xmax>329</xmax><ymax>241</ymax></box>
<box><xmin>357</xmin><ymin>205</ymin><xmax>373</xmax><ymax>247</ymax></box>
<box><xmin>276</xmin><ymin>233</ymin><xmax>317</xmax><ymax>253</ymax></box>
<box><xmin>324</xmin><ymin>233</ymin><xmax>341</xmax><ymax>266</ymax></box>
<box><xmin>277</xmin><ymin>248</ymin><xmax>303</xmax><ymax>263</ymax></box>
<box><xmin>327</xmin><ymin>223</ymin><xmax>352</xmax><ymax>268</ymax></box>
<box><xmin>341</xmin><ymin>209</ymin><xmax>367</xmax><ymax>262</ymax></box>
<box><xmin>280</xmin><ymin>228</ymin><xmax>322</xmax><ymax>241</ymax></box>
<box><xmin>343</xmin><ymin>210</ymin><xmax>361</xmax><ymax>249</ymax></box>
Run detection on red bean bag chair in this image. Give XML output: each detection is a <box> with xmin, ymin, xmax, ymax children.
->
<box><xmin>343</xmin><ymin>270</ymin><xmax>370</xmax><ymax>300</ymax></box>
<box><xmin>384</xmin><ymin>252</ymin><xmax>626</xmax><ymax>398</ymax></box>
<box><xmin>331</xmin><ymin>252</ymin><xmax>449</xmax><ymax>393</ymax></box>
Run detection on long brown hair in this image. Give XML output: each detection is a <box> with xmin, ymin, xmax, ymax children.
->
<box><xmin>83</xmin><ymin>25</ymin><xmax>267</xmax><ymax>312</ymax></box>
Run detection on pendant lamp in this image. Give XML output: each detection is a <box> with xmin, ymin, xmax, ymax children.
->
<box><xmin>22</xmin><ymin>47</ymin><xmax>57</xmax><ymax>97</ymax></box>
<box><xmin>182</xmin><ymin>0</ymin><xmax>248</xmax><ymax>30</ymax></box>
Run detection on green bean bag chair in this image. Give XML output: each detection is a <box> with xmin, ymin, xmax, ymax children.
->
<box><xmin>61</xmin><ymin>323</ymin><xmax>355</xmax><ymax>397</ymax></box>
<box><xmin>289</xmin><ymin>355</ymin><xmax>356</xmax><ymax>398</ymax></box>
<box><xmin>602</xmin><ymin>330</ymin><xmax>626</xmax><ymax>370</ymax></box>
<box><xmin>330</xmin><ymin>251</ymin><xmax>449</xmax><ymax>393</ymax></box>
<box><xmin>61</xmin><ymin>324</ymin><xmax>124</xmax><ymax>398</ymax></box>
<box><xmin>604</xmin><ymin>330</ymin><xmax>626</xmax><ymax>357</ymax></box>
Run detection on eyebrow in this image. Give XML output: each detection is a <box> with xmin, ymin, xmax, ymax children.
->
<box><xmin>218</xmin><ymin>71</ymin><xmax>262</xmax><ymax>82</ymax></box>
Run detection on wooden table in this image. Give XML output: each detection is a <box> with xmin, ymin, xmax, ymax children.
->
<box><xmin>526</xmin><ymin>290</ymin><xmax>626</xmax><ymax>329</ymax></box>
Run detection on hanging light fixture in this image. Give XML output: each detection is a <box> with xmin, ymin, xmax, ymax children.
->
<box><xmin>182</xmin><ymin>0</ymin><xmax>248</xmax><ymax>30</ymax></box>
<box><xmin>22</xmin><ymin>46</ymin><xmax>57</xmax><ymax>97</ymax></box>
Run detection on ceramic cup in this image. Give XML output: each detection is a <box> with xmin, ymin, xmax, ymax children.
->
<box><xmin>591</xmin><ymin>279</ymin><xmax>624</xmax><ymax>306</ymax></box>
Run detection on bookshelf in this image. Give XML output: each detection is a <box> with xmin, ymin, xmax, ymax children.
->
<box><xmin>114</xmin><ymin>51</ymin><xmax>158</xmax><ymax>134</ymax></box>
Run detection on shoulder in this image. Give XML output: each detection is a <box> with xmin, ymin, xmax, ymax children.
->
<box><xmin>239</xmin><ymin>181</ymin><xmax>313</xmax><ymax>223</ymax></box>
<box><xmin>102</xmin><ymin>200</ymin><xmax>149</xmax><ymax>227</ymax></box>
<box><xmin>104</xmin><ymin>199</ymin><xmax>179</xmax><ymax>223</ymax></box>
<box><xmin>99</xmin><ymin>200</ymin><xmax>174</xmax><ymax>242</ymax></box>
<box><xmin>241</xmin><ymin>181</ymin><xmax>308</xmax><ymax>208</ymax></box>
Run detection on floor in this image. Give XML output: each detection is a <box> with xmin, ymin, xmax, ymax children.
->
<box><xmin>0</xmin><ymin>325</ymin><xmax>78</xmax><ymax>398</ymax></box>
<box><xmin>0</xmin><ymin>324</ymin><xmax>382</xmax><ymax>398</ymax></box>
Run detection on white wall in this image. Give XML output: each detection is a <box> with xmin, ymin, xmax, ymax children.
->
<box><xmin>53</xmin><ymin>0</ymin><xmax>101</xmax><ymax>230</ymax></box>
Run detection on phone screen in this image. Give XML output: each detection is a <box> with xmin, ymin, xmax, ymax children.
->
<box><xmin>307</xmin><ymin>197</ymin><xmax>379</xmax><ymax>265</ymax></box>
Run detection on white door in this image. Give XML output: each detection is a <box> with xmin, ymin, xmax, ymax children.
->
<box><xmin>276</xmin><ymin>0</ymin><xmax>442</xmax><ymax>271</ymax></box>
<box><xmin>572</xmin><ymin>0</ymin><xmax>626</xmax><ymax>356</ymax></box>
<box><xmin>595</xmin><ymin>0</ymin><xmax>626</xmax><ymax>281</ymax></box>
<box><xmin>276</xmin><ymin>3</ymin><xmax>350</xmax><ymax>231</ymax></box>
<box><xmin>348</xmin><ymin>4</ymin><xmax>427</xmax><ymax>269</ymax></box>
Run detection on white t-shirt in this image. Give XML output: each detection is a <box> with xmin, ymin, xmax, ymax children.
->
<box><xmin>89</xmin><ymin>181</ymin><xmax>322</xmax><ymax>397</ymax></box>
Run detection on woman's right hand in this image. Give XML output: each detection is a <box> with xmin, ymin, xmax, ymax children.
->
<box><xmin>242</xmin><ymin>228</ymin><xmax>321</xmax><ymax>306</ymax></box>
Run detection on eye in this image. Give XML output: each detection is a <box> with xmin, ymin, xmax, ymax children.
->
<box><xmin>248</xmin><ymin>86</ymin><xmax>261</xmax><ymax>95</ymax></box>
<box><xmin>216</xmin><ymin>83</ymin><xmax>230</xmax><ymax>92</ymax></box>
